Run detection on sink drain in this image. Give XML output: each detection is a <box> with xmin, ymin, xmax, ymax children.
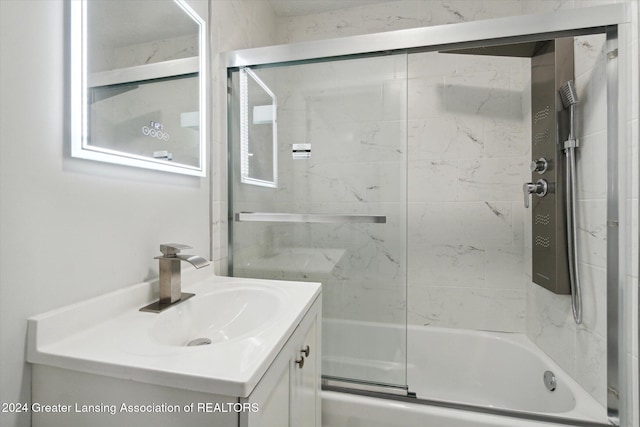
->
<box><xmin>187</xmin><ymin>337</ymin><xmax>212</xmax><ymax>346</ymax></box>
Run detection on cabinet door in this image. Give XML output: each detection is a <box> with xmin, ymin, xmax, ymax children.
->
<box><xmin>290</xmin><ymin>318</ymin><xmax>318</xmax><ymax>427</ymax></box>
<box><xmin>241</xmin><ymin>300</ymin><xmax>320</xmax><ymax>427</ymax></box>
<box><xmin>241</xmin><ymin>365</ymin><xmax>290</xmax><ymax>427</ymax></box>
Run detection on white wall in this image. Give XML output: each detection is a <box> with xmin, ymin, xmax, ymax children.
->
<box><xmin>0</xmin><ymin>1</ymin><xmax>277</xmax><ymax>427</ymax></box>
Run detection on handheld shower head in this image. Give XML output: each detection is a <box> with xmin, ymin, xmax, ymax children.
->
<box><xmin>559</xmin><ymin>80</ymin><xmax>579</xmax><ymax>108</ymax></box>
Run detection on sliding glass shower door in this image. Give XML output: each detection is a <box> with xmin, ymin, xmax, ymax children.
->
<box><xmin>229</xmin><ymin>54</ymin><xmax>408</xmax><ymax>390</ymax></box>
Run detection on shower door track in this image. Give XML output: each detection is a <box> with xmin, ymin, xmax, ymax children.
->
<box><xmin>322</xmin><ymin>376</ymin><xmax>411</xmax><ymax>397</ymax></box>
<box><xmin>224</xmin><ymin>4</ymin><xmax>632</xmax><ymax>426</ymax></box>
<box><xmin>322</xmin><ymin>381</ymin><xmax>611</xmax><ymax>427</ymax></box>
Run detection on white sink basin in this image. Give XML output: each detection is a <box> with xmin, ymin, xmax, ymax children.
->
<box><xmin>27</xmin><ymin>272</ymin><xmax>321</xmax><ymax>397</ymax></box>
<box><xmin>151</xmin><ymin>286</ymin><xmax>285</xmax><ymax>346</ymax></box>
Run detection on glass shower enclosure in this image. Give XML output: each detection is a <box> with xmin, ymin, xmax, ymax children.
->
<box><xmin>228</xmin><ymin>54</ymin><xmax>409</xmax><ymax>392</ymax></box>
<box><xmin>224</xmin><ymin>3</ymin><xmax>636</xmax><ymax>424</ymax></box>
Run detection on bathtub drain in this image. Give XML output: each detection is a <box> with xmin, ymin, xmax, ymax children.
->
<box><xmin>187</xmin><ymin>338</ymin><xmax>212</xmax><ymax>346</ymax></box>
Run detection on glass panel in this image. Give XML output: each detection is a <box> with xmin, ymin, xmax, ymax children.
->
<box><xmin>89</xmin><ymin>75</ymin><xmax>199</xmax><ymax>166</ymax></box>
<box><xmin>230</xmin><ymin>54</ymin><xmax>408</xmax><ymax>389</ymax></box>
<box><xmin>239</xmin><ymin>68</ymin><xmax>278</xmax><ymax>187</ymax></box>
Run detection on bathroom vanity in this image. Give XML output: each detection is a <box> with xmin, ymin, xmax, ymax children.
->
<box><xmin>27</xmin><ymin>271</ymin><xmax>321</xmax><ymax>427</ymax></box>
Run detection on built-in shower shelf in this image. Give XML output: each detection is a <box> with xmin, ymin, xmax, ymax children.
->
<box><xmin>235</xmin><ymin>247</ymin><xmax>346</xmax><ymax>279</ymax></box>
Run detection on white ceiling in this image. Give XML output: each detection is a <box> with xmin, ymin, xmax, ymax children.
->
<box><xmin>268</xmin><ymin>0</ymin><xmax>400</xmax><ymax>17</ymax></box>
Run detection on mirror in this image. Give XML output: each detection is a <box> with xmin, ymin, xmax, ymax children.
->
<box><xmin>239</xmin><ymin>68</ymin><xmax>278</xmax><ymax>188</ymax></box>
<box><xmin>70</xmin><ymin>0</ymin><xmax>207</xmax><ymax>176</ymax></box>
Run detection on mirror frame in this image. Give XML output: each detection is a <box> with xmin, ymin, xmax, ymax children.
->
<box><xmin>70</xmin><ymin>0</ymin><xmax>207</xmax><ymax>177</ymax></box>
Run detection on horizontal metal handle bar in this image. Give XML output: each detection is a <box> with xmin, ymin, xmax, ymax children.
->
<box><xmin>235</xmin><ymin>212</ymin><xmax>386</xmax><ymax>224</ymax></box>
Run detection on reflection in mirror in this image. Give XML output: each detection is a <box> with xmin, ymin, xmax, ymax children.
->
<box><xmin>70</xmin><ymin>0</ymin><xmax>207</xmax><ymax>176</ymax></box>
<box><xmin>239</xmin><ymin>68</ymin><xmax>278</xmax><ymax>188</ymax></box>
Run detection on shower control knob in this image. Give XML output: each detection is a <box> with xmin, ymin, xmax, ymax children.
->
<box><xmin>523</xmin><ymin>179</ymin><xmax>548</xmax><ymax>208</ymax></box>
<box><xmin>530</xmin><ymin>157</ymin><xmax>548</xmax><ymax>174</ymax></box>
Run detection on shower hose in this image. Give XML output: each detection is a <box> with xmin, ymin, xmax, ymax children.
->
<box><xmin>565</xmin><ymin>144</ymin><xmax>582</xmax><ymax>325</ymax></box>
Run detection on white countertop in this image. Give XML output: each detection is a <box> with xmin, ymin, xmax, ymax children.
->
<box><xmin>27</xmin><ymin>272</ymin><xmax>321</xmax><ymax>398</ymax></box>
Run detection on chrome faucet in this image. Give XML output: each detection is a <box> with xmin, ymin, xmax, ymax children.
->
<box><xmin>140</xmin><ymin>243</ymin><xmax>210</xmax><ymax>313</ymax></box>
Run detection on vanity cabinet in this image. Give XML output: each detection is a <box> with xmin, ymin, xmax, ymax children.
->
<box><xmin>241</xmin><ymin>303</ymin><xmax>320</xmax><ymax>427</ymax></box>
<box><xmin>30</xmin><ymin>292</ymin><xmax>321</xmax><ymax>427</ymax></box>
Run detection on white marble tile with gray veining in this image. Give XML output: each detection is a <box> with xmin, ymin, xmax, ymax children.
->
<box><xmin>445</xmin><ymin>201</ymin><xmax>513</xmax><ymax>247</ymax></box>
<box><xmin>408</xmin><ymin>202</ymin><xmax>450</xmax><ymax>245</ymax></box>
<box><xmin>575</xmin><ymin>328</ymin><xmax>607</xmax><ymax>407</ymax></box>
<box><xmin>574</xmin><ymin>35</ymin><xmax>606</xmax><ymax>79</ymax></box>
<box><xmin>483</xmin><ymin>118</ymin><xmax>526</xmax><ymax>157</ymax></box>
<box><xmin>458</xmin><ymin>157</ymin><xmax>525</xmax><ymax>201</ymax></box>
<box><xmin>409</xmin><ymin>243</ymin><xmax>486</xmax><ymax>286</ymax></box>
<box><xmin>408</xmin><ymin>51</ymin><xmax>459</xmax><ymax>79</ymax></box>
<box><xmin>408</xmin><ymin>286</ymin><xmax>525</xmax><ymax>332</ymax></box>
<box><xmin>575</xmin><ymin>51</ymin><xmax>607</xmax><ymax>138</ymax></box>
<box><xmin>576</xmin><ymin>263</ymin><xmax>607</xmax><ymax>338</ymax></box>
<box><xmin>409</xmin><ymin>116</ymin><xmax>484</xmax><ymax>160</ymax></box>
<box><xmin>291</xmin><ymin>161</ymin><xmax>402</xmax><ymax>204</ymax></box>
<box><xmin>306</xmin><ymin>120</ymin><xmax>405</xmax><ymax>165</ymax></box>
<box><xmin>576</xmin><ymin>199</ymin><xmax>607</xmax><ymax>269</ymax></box>
<box><xmin>111</xmin><ymin>34</ymin><xmax>197</xmax><ymax>70</ymax></box>
<box><xmin>462</xmin><ymin>288</ymin><xmax>525</xmax><ymax>332</ymax></box>
<box><xmin>444</xmin><ymin>71</ymin><xmax>522</xmax><ymax>121</ymax></box>
<box><xmin>407</xmin><ymin>287</ymin><xmax>464</xmax><ymax>327</ymax></box>
<box><xmin>408</xmin><ymin>76</ymin><xmax>447</xmax><ymax>119</ymax></box>
<box><xmin>485</xmin><ymin>246</ymin><xmax>525</xmax><ymax>290</ymax></box>
<box><xmin>525</xmin><ymin>287</ymin><xmax>577</xmax><ymax>377</ymax></box>
<box><xmin>408</xmin><ymin>159</ymin><xmax>459</xmax><ymax>201</ymax></box>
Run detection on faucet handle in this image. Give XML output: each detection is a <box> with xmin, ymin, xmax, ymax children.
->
<box><xmin>523</xmin><ymin>179</ymin><xmax>548</xmax><ymax>208</ymax></box>
<box><xmin>160</xmin><ymin>243</ymin><xmax>192</xmax><ymax>257</ymax></box>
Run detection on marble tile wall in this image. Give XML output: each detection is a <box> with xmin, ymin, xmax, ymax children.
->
<box><xmin>522</xmin><ymin>33</ymin><xmax>610</xmax><ymax>407</ymax></box>
<box><xmin>518</xmin><ymin>2</ymin><xmax>637</xmax><ymax>418</ymax></box>
<box><xmin>407</xmin><ymin>51</ymin><xmax>528</xmax><ymax>332</ymax></box>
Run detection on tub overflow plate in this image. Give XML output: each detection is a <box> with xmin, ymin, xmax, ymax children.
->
<box><xmin>543</xmin><ymin>370</ymin><xmax>557</xmax><ymax>391</ymax></box>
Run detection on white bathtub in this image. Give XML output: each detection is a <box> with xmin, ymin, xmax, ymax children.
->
<box><xmin>322</xmin><ymin>319</ymin><xmax>608</xmax><ymax>426</ymax></box>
